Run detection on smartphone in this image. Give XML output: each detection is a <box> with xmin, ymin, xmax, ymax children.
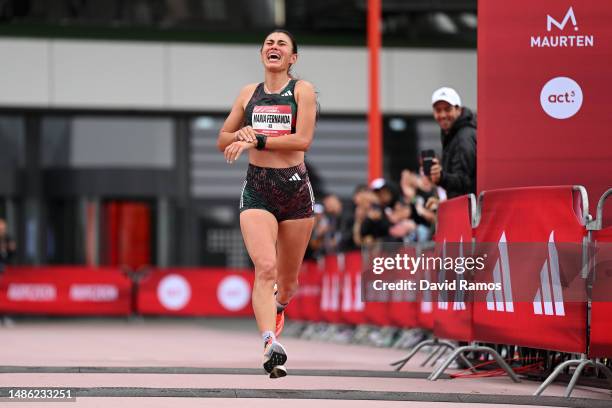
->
<box><xmin>421</xmin><ymin>150</ymin><xmax>436</xmax><ymax>176</ymax></box>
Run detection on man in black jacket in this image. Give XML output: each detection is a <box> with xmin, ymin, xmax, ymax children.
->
<box><xmin>428</xmin><ymin>87</ymin><xmax>476</xmax><ymax>199</ymax></box>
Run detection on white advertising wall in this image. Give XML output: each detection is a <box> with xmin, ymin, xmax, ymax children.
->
<box><xmin>0</xmin><ymin>38</ymin><xmax>476</xmax><ymax>114</ymax></box>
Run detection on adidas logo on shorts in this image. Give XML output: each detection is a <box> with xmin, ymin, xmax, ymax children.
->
<box><xmin>289</xmin><ymin>173</ymin><xmax>301</xmax><ymax>181</ymax></box>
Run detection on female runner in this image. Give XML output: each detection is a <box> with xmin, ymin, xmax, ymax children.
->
<box><xmin>217</xmin><ymin>29</ymin><xmax>317</xmax><ymax>378</ymax></box>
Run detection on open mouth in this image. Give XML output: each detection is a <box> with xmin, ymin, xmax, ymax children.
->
<box><xmin>267</xmin><ymin>51</ymin><xmax>281</xmax><ymax>62</ymax></box>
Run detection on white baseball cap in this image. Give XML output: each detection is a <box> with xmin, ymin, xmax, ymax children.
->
<box><xmin>432</xmin><ymin>87</ymin><xmax>462</xmax><ymax>107</ymax></box>
<box><xmin>369</xmin><ymin>178</ymin><xmax>386</xmax><ymax>190</ymax></box>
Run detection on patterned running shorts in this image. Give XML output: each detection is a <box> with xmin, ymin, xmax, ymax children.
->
<box><xmin>239</xmin><ymin>162</ymin><xmax>315</xmax><ymax>222</ymax></box>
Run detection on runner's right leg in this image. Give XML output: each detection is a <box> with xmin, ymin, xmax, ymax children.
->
<box><xmin>240</xmin><ymin>209</ymin><xmax>287</xmax><ymax>377</ymax></box>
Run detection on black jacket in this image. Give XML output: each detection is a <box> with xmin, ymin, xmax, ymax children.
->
<box><xmin>440</xmin><ymin>107</ymin><xmax>477</xmax><ymax>198</ymax></box>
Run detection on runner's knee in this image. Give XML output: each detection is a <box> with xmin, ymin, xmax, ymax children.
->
<box><xmin>254</xmin><ymin>258</ymin><xmax>277</xmax><ymax>283</ymax></box>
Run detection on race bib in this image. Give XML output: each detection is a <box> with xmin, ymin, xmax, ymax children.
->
<box><xmin>252</xmin><ymin>105</ymin><xmax>292</xmax><ymax>137</ymax></box>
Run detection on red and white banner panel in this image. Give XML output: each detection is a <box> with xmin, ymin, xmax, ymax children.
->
<box><xmin>295</xmin><ymin>260</ymin><xmax>323</xmax><ymax>322</ymax></box>
<box><xmin>416</xmin><ymin>246</ymin><xmax>435</xmax><ymax>331</ymax></box>
<box><xmin>433</xmin><ymin>196</ymin><xmax>474</xmax><ymax>342</ymax></box>
<box><xmin>478</xmin><ymin>1</ymin><xmax>612</xmax><ymax>221</ymax></box>
<box><xmin>340</xmin><ymin>252</ymin><xmax>367</xmax><ymax>325</ymax></box>
<box><xmin>0</xmin><ymin>266</ymin><xmax>132</xmax><ymax>315</ymax></box>
<box><xmin>387</xmin><ymin>247</ymin><xmax>418</xmax><ymax>328</ymax></box>
<box><xmin>137</xmin><ymin>268</ymin><xmax>253</xmax><ymax>316</ymax></box>
<box><xmin>590</xmin><ymin>227</ymin><xmax>612</xmax><ymax>358</ymax></box>
<box><xmin>320</xmin><ymin>254</ymin><xmax>343</xmax><ymax>324</ymax></box>
<box><xmin>473</xmin><ymin>187</ymin><xmax>587</xmax><ymax>353</ymax></box>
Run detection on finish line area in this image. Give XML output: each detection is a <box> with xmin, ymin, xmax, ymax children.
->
<box><xmin>0</xmin><ymin>318</ymin><xmax>609</xmax><ymax>407</ymax></box>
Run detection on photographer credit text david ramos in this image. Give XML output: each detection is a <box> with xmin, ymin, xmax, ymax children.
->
<box><xmin>371</xmin><ymin>279</ymin><xmax>501</xmax><ymax>292</ymax></box>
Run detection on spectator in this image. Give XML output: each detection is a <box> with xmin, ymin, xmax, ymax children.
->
<box><xmin>427</xmin><ymin>87</ymin><xmax>476</xmax><ymax>198</ymax></box>
<box><xmin>0</xmin><ymin>218</ymin><xmax>16</xmax><ymax>272</ymax></box>
<box><xmin>307</xmin><ymin>194</ymin><xmax>351</xmax><ymax>257</ymax></box>
<box><xmin>359</xmin><ymin>179</ymin><xmax>394</xmax><ymax>244</ymax></box>
<box><xmin>399</xmin><ymin>170</ymin><xmax>436</xmax><ymax>242</ymax></box>
<box><xmin>306</xmin><ymin>203</ymin><xmax>326</xmax><ymax>259</ymax></box>
<box><xmin>351</xmin><ymin>184</ymin><xmax>380</xmax><ymax>247</ymax></box>
<box><xmin>321</xmin><ymin>194</ymin><xmax>347</xmax><ymax>253</ymax></box>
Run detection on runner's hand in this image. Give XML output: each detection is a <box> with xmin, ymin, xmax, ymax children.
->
<box><xmin>224</xmin><ymin>141</ymin><xmax>254</xmax><ymax>164</ymax></box>
<box><xmin>234</xmin><ymin>126</ymin><xmax>257</xmax><ymax>144</ymax></box>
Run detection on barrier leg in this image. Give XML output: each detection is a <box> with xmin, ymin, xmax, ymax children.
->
<box><xmin>429</xmin><ymin>345</ymin><xmax>519</xmax><ymax>383</ymax></box>
<box><xmin>458</xmin><ymin>353</ymin><xmax>477</xmax><ymax>373</ymax></box>
<box><xmin>390</xmin><ymin>339</ymin><xmax>437</xmax><ymax>372</ymax></box>
<box><xmin>428</xmin><ymin>347</ymin><xmax>467</xmax><ymax>381</ymax></box>
<box><xmin>564</xmin><ymin>360</ymin><xmax>590</xmax><ymax>398</ymax></box>
<box><xmin>421</xmin><ymin>345</ymin><xmax>442</xmax><ymax>367</ymax></box>
<box><xmin>533</xmin><ymin>359</ymin><xmax>577</xmax><ymax>396</ymax></box>
<box><xmin>486</xmin><ymin>346</ymin><xmax>520</xmax><ymax>383</ymax></box>
<box><xmin>536</xmin><ymin>358</ymin><xmax>612</xmax><ymax>397</ymax></box>
<box><xmin>563</xmin><ymin>360</ymin><xmax>612</xmax><ymax>398</ymax></box>
<box><xmin>429</xmin><ymin>344</ymin><xmax>450</xmax><ymax>367</ymax></box>
<box><xmin>436</xmin><ymin>340</ymin><xmax>476</xmax><ymax>372</ymax></box>
<box><xmin>595</xmin><ymin>361</ymin><xmax>612</xmax><ymax>390</ymax></box>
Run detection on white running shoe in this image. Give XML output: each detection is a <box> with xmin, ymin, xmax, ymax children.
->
<box><xmin>263</xmin><ymin>339</ymin><xmax>288</xmax><ymax>378</ymax></box>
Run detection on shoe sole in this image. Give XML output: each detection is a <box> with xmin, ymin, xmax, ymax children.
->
<box><xmin>269</xmin><ymin>365</ymin><xmax>287</xmax><ymax>378</ymax></box>
<box><xmin>263</xmin><ymin>342</ymin><xmax>287</xmax><ymax>374</ymax></box>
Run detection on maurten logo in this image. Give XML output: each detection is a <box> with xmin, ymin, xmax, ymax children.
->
<box><xmin>540</xmin><ymin>76</ymin><xmax>583</xmax><ymax>120</ymax></box>
<box><xmin>531</xmin><ymin>6</ymin><xmax>594</xmax><ymax>48</ymax></box>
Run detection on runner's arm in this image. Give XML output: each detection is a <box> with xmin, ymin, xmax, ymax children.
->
<box><xmin>217</xmin><ymin>84</ymin><xmax>258</xmax><ymax>151</ymax></box>
<box><xmin>262</xmin><ymin>80</ymin><xmax>317</xmax><ymax>152</ymax></box>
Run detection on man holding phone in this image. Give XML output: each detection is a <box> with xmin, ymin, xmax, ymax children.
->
<box><xmin>424</xmin><ymin>87</ymin><xmax>476</xmax><ymax>199</ymax></box>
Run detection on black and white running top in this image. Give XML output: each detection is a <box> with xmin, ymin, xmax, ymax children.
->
<box><xmin>244</xmin><ymin>79</ymin><xmax>298</xmax><ymax>137</ymax></box>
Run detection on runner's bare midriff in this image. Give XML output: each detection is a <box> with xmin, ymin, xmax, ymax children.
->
<box><xmin>248</xmin><ymin>149</ymin><xmax>304</xmax><ymax>168</ymax></box>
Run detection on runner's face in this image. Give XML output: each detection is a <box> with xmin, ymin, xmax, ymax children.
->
<box><xmin>261</xmin><ymin>33</ymin><xmax>297</xmax><ymax>73</ymax></box>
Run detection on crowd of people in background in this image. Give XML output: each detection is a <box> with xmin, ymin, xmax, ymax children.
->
<box><xmin>307</xmin><ymin>170</ymin><xmax>442</xmax><ymax>259</ymax></box>
<box><xmin>307</xmin><ymin>86</ymin><xmax>476</xmax><ymax>258</ymax></box>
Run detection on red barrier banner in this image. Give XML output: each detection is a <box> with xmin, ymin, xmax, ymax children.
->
<box><xmin>137</xmin><ymin>268</ymin><xmax>253</xmax><ymax>316</ymax></box>
<box><xmin>0</xmin><ymin>266</ymin><xmax>132</xmax><ymax>315</ymax></box>
<box><xmin>340</xmin><ymin>252</ymin><xmax>366</xmax><ymax>325</ymax></box>
<box><xmin>387</xmin><ymin>247</ymin><xmax>418</xmax><ymax>328</ymax></box>
<box><xmin>320</xmin><ymin>254</ymin><xmax>343</xmax><ymax>324</ymax></box>
<box><xmin>283</xmin><ymin>262</ymin><xmax>304</xmax><ymax>320</ymax></box>
<box><xmin>417</xmin><ymin>247</ymin><xmax>435</xmax><ymax>330</ymax></box>
<box><xmin>473</xmin><ymin>187</ymin><xmax>587</xmax><ymax>353</ymax></box>
<box><xmin>297</xmin><ymin>260</ymin><xmax>322</xmax><ymax>322</ymax></box>
<box><xmin>433</xmin><ymin>196</ymin><xmax>474</xmax><ymax>342</ymax></box>
<box><xmin>478</xmin><ymin>1</ymin><xmax>612</xmax><ymax>223</ymax></box>
<box><xmin>590</xmin><ymin>227</ymin><xmax>612</xmax><ymax>357</ymax></box>
<box><xmin>362</xmin><ymin>249</ymin><xmax>393</xmax><ymax>327</ymax></box>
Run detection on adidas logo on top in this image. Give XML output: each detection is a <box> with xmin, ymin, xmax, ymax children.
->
<box><xmin>281</xmin><ymin>90</ymin><xmax>292</xmax><ymax>97</ymax></box>
<box><xmin>289</xmin><ymin>173</ymin><xmax>301</xmax><ymax>181</ymax></box>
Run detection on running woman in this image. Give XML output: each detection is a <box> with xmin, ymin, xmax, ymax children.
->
<box><xmin>217</xmin><ymin>29</ymin><xmax>317</xmax><ymax>378</ymax></box>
